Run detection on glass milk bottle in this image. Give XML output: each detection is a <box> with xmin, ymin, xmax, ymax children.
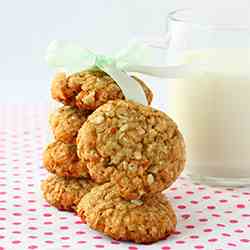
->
<box><xmin>163</xmin><ymin>9</ymin><xmax>250</xmax><ymax>186</ymax></box>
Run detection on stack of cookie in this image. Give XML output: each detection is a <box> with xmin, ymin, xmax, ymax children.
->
<box><xmin>41</xmin><ymin>69</ymin><xmax>186</xmax><ymax>243</ymax></box>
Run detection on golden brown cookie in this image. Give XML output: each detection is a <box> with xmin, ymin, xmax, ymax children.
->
<box><xmin>49</xmin><ymin>105</ymin><xmax>91</xmax><ymax>144</ymax></box>
<box><xmin>77</xmin><ymin>183</ymin><xmax>176</xmax><ymax>243</ymax></box>
<box><xmin>77</xmin><ymin>100</ymin><xmax>186</xmax><ymax>200</ymax></box>
<box><xmin>43</xmin><ymin>141</ymin><xmax>89</xmax><ymax>178</ymax></box>
<box><xmin>51</xmin><ymin>70</ymin><xmax>153</xmax><ymax>110</ymax></box>
<box><xmin>41</xmin><ymin>175</ymin><xmax>95</xmax><ymax>211</ymax></box>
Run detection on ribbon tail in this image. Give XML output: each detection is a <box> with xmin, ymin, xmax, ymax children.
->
<box><xmin>101</xmin><ymin>64</ymin><xmax>148</xmax><ymax>105</ymax></box>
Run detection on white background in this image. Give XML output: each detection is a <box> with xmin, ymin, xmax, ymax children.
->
<box><xmin>0</xmin><ymin>0</ymin><xmax>249</xmax><ymax>103</ymax></box>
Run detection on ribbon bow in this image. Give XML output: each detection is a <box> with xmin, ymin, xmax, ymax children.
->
<box><xmin>46</xmin><ymin>40</ymin><xmax>192</xmax><ymax>105</ymax></box>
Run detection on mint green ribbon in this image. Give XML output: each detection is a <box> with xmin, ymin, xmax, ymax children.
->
<box><xmin>46</xmin><ymin>40</ymin><xmax>153</xmax><ymax>105</ymax></box>
<box><xmin>46</xmin><ymin>40</ymin><xmax>151</xmax><ymax>73</ymax></box>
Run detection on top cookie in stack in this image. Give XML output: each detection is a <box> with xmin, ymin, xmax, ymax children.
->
<box><xmin>51</xmin><ymin>69</ymin><xmax>153</xmax><ymax>110</ymax></box>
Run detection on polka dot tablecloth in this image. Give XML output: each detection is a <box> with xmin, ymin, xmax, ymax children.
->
<box><xmin>0</xmin><ymin>104</ymin><xmax>249</xmax><ymax>250</ymax></box>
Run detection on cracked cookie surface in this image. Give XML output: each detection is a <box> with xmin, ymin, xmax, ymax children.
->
<box><xmin>51</xmin><ymin>70</ymin><xmax>153</xmax><ymax>110</ymax></box>
<box><xmin>41</xmin><ymin>175</ymin><xmax>95</xmax><ymax>211</ymax></box>
<box><xmin>77</xmin><ymin>100</ymin><xmax>186</xmax><ymax>200</ymax></box>
<box><xmin>43</xmin><ymin>140</ymin><xmax>89</xmax><ymax>177</ymax></box>
<box><xmin>77</xmin><ymin>183</ymin><xmax>176</xmax><ymax>243</ymax></box>
<box><xmin>49</xmin><ymin>105</ymin><xmax>91</xmax><ymax>144</ymax></box>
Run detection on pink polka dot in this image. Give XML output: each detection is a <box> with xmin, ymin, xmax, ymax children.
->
<box><xmin>44</xmin><ymin>221</ymin><xmax>52</xmax><ymax>225</ymax></box>
<box><xmin>95</xmin><ymin>245</ymin><xmax>105</xmax><ymax>248</ymax></box>
<box><xmin>93</xmin><ymin>236</ymin><xmax>103</xmax><ymax>239</ymax></box>
<box><xmin>27</xmin><ymin>208</ymin><xmax>36</xmax><ymax>212</ymax></box>
<box><xmin>111</xmin><ymin>241</ymin><xmax>120</xmax><ymax>245</ymax></box>
<box><xmin>12</xmin><ymin>231</ymin><xmax>21</xmax><ymax>234</ymax></box>
<box><xmin>177</xmin><ymin>205</ymin><xmax>186</xmax><ymax>209</ymax></box>
<box><xmin>190</xmin><ymin>200</ymin><xmax>198</xmax><ymax>204</ymax></box>
<box><xmin>181</xmin><ymin>214</ymin><xmax>191</xmax><ymax>219</ymax></box>
<box><xmin>203</xmin><ymin>228</ymin><xmax>213</xmax><ymax>232</ymax></box>
<box><xmin>207</xmin><ymin>205</ymin><xmax>216</xmax><ymax>210</ymax></box>
<box><xmin>28</xmin><ymin>245</ymin><xmax>38</xmax><ymax>249</ymax></box>
<box><xmin>242</xmin><ymin>214</ymin><xmax>250</xmax><ymax>217</ymax></box>
<box><xmin>194</xmin><ymin>245</ymin><xmax>204</xmax><ymax>249</ymax></box>
<box><xmin>222</xmin><ymin>233</ymin><xmax>231</xmax><ymax>237</ymax></box>
<box><xmin>199</xmin><ymin>218</ymin><xmax>208</xmax><ymax>222</ymax></box>
<box><xmin>45</xmin><ymin>240</ymin><xmax>54</xmax><ymax>244</ymax></box>
<box><xmin>12</xmin><ymin>222</ymin><xmax>21</xmax><ymax>225</ymax></box>
<box><xmin>43</xmin><ymin>213</ymin><xmax>52</xmax><ymax>217</ymax></box>
<box><xmin>227</xmin><ymin>243</ymin><xmax>237</xmax><ymax>247</ymax></box>
<box><xmin>236</xmin><ymin>204</ymin><xmax>246</xmax><ymax>208</ymax></box>
<box><xmin>186</xmin><ymin>191</ymin><xmax>194</xmax><ymax>194</ymax></box>
<box><xmin>217</xmin><ymin>223</ymin><xmax>226</xmax><ymax>227</ymax></box>
<box><xmin>76</xmin><ymin>230</ymin><xmax>85</xmax><ymax>235</ymax></box>
<box><xmin>28</xmin><ymin>217</ymin><xmax>37</xmax><ymax>221</ymax></box>
<box><xmin>202</xmin><ymin>195</ymin><xmax>211</xmax><ymax>199</ymax></box>
<box><xmin>60</xmin><ymin>226</ymin><xmax>69</xmax><ymax>230</ymax></box>
<box><xmin>212</xmin><ymin>213</ymin><xmax>220</xmax><ymax>218</ymax></box>
<box><xmin>12</xmin><ymin>240</ymin><xmax>21</xmax><ymax>244</ymax></box>
<box><xmin>186</xmin><ymin>224</ymin><xmax>195</xmax><ymax>229</ymax></box>
<box><xmin>208</xmin><ymin>238</ymin><xmax>218</xmax><ymax>242</ymax></box>
<box><xmin>232</xmin><ymin>195</ymin><xmax>239</xmax><ymax>198</ymax></box>
<box><xmin>12</xmin><ymin>212</ymin><xmax>22</xmax><ymax>216</ymax></box>
<box><xmin>61</xmin><ymin>245</ymin><xmax>70</xmax><ymax>248</ymax></box>
<box><xmin>59</xmin><ymin>216</ymin><xmax>67</xmax><ymax>220</ymax></box>
<box><xmin>174</xmin><ymin>195</ymin><xmax>182</xmax><ymax>199</ymax></box>
<box><xmin>28</xmin><ymin>236</ymin><xmax>37</xmax><ymax>239</ymax></box>
<box><xmin>0</xmin><ymin>247</ymin><xmax>4</xmax><ymax>250</ymax></box>
<box><xmin>0</xmin><ymin>217</ymin><xmax>6</xmax><ymax>221</ymax></box>
<box><xmin>162</xmin><ymin>247</ymin><xmax>171</xmax><ymax>250</ymax></box>
<box><xmin>0</xmin><ymin>236</ymin><xmax>4</xmax><ymax>239</ymax></box>
<box><xmin>229</xmin><ymin>219</ymin><xmax>238</xmax><ymax>224</ymax></box>
<box><xmin>28</xmin><ymin>200</ymin><xmax>36</xmax><ymax>203</ymax></box>
<box><xmin>240</xmin><ymin>239</ymin><xmax>250</xmax><ymax>243</ymax></box>
<box><xmin>44</xmin><ymin>232</ymin><xmax>53</xmax><ymax>235</ymax></box>
<box><xmin>190</xmin><ymin>235</ymin><xmax>199</xmax><ymax>239</ymax></box>
<box><xmin>75</xmin><ymin>220</ymin><xmax>85</xmax><ymax>224</ymax></box>
<box><xmin>176</xmin><ymin>240</ymin><xmax>185</xmax><ymax>244</ymax></box>
<box><xmin>61</xmin><ymin>236</ymin><xmax>70</xmax><ymax>240</ymax></box>
<box><xmin>234</xmin><ymin>229</ymin><xmax>244</xmax><ymax>233</ymax></box>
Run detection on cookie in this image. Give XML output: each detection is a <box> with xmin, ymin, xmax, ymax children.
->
<box><xmin>51</xmin><ymin>70</ymin><xmax>153</xmax><ymax>110</ymax></box>
<box><xmin>77</xmin><ymin>100</ymin><xmax>186</xmax><ymax>200</ymax></box>
<box><xmin>41</xmin><ymin>175</ymin><xmax>95</xmax><ymax>211</ymax></box>
<box><xmin>49</xmin><ymin>105</ymin><xmax>91</xmax><ymax>144</ymax></box>
<box><xmin>43</xmin><ymin>140</ymin><xmax>89</xmax><ymax>177</ymax></box>
<box><xmin>77</xmin><ymin>183</ymin><xmax>176</xmax><ymax>243</ymax></box>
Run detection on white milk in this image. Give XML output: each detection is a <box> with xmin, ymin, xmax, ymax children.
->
<box><xmin>167</xmin><ymin>49</ymin><xmax>250</xmax><ymax>179</ymax></box>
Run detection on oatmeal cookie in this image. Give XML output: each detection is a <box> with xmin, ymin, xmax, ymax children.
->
<box><xmin>49</xmin><ymin>105</ymin><xmax>91</xmax><ymax>144</ymax></box>
<box><xmin>51</xmin><ymin>70</ymin><xmax>153</xmax><ymax>110</ymax></box>
<box><xmin>77</xmin><ymin>100</ymin><xmax>186</xmax><ymax>200</ymax></box>
<box><xmin>77</xmin><ymin>183</ymin><xmax>176</xmax><ymax>243</ymax></box>
<box><xmin>43</xmin><ymin>140</ymin><xmax>89</xmax><ymax>177</ymax></box>
<box><xmin>41</xmin><ymin>175</ymin><xmax>95</xmax><ymax>211</ymax></box>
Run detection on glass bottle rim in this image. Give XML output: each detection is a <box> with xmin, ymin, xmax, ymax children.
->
<box><xmin>168</xmin><ymin>8</ymin><xmax>250</xmax><ymax>31</ymax></box>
